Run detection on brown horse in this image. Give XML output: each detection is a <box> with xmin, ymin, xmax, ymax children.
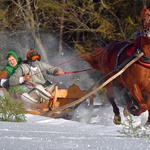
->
<box><xmin>81</xmin><ymin>6</ymin><xmax>150</xmax><ymax>125</ymax></box>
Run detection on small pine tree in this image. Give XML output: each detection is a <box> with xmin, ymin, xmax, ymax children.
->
<box><xmin>0</xmin><ymin>95</ymin><xmax>26</xmax><ymax>122</ymax></box>
<box><xmin>118</xmin><ymin>114</ymin><xmax>150</xmax><ymax>138</ymax></box>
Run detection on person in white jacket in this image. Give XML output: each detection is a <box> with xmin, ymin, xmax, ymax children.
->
<box><xmin>9</xmin><ymin>49</ymin><xmax>64</xmax><ymax>103</ymax></box>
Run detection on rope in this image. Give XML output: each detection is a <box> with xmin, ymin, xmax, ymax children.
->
<box><xmin>24</xmin><ymin>53</ymin><xmax>93</xmax><ymax>88</ymax></box>
<box><xmin>64</xmin><ymin>67</ymin><xmax>94</xmax><ymax>74</ymax></box>
<box><xmin>30</xmin><ymin>53</ymin><xmax>91</xmax><ymax>77</ymax></box>
<box><xmin>54</xmin><ymin>54</ymin><xmax>87</xmax><ymax>68</ymax></box>
<box><xmin>51</xmin><ymin>68</ymin><xmax>94</xmax><ymax>85</ymax></box>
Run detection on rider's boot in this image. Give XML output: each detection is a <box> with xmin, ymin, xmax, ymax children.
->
<box><xmin>21</xmin><ymin>93</ymin><xmax>38</xmax><ymax>103</ymax></box>
<box><xmin>21</xmin><ymin>93</ymin><xmax>50</xmax><ymax>111</ymax></box>
<box><xmin>33</xmin><ymin>84</ymin><xmax>53</xmax><ymax>101</ymax></box>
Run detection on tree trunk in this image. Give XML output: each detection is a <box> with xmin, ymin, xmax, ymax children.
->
<box><xmin>14</xmin><ymin>0</ymin><xmax>49</xmax><ymax>62</ymax></box>
<box><xmin>59</xmin><ymin>0</ymin><xmax>67</xmax><ymax>54</ymax></box>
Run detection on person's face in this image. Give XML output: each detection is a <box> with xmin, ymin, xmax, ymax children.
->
<box><xmin>7</xmin><ymin>55</ymin><xmax>17</xmax><ymax>67</ymax></box>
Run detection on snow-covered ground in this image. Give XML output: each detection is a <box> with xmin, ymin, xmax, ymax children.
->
<box><xmin>0</xmin><ymin>93</ymin><xmax>150</xmax><ymax>150</ymax></box>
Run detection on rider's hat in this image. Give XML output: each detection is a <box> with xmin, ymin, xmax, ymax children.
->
<box><xmin>26</xmin><ymin>49</ymin><xmax>41</xmax><ymax>61</ymax></box>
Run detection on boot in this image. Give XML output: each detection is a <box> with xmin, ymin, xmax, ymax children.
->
<box><xmin>21</xmin><ymin>93</ymin><xmax>38</xmax><ymax>103</ymax></box>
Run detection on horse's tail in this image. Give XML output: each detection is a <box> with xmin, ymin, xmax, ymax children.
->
<box><xmin>80</xmin><ymin>46</ymin><xmax>104</xmax><ymax>72</ymax></box>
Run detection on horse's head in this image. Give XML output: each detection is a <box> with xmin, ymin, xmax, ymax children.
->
<box><xmin>141</xmin><ymin>6</ymin><xmax>150</xmax><ymax>37</ymax></box>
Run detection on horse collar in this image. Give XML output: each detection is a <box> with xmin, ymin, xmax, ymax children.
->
<box><xmin>137</xmin><ymin>49</ymin><xmax>150</xmax><ymax>67</ymax></box>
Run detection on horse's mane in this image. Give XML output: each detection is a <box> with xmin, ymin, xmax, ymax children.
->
<box><xmin>81</xmin><ymin>46</ymin><xmax>103</xmax><ymax>71</ymax></box>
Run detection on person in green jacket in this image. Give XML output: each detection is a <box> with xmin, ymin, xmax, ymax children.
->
<box><xmin>0</xmin><ymin>51</ymin><xmax>22</xmax><ymax>89</ymax></box>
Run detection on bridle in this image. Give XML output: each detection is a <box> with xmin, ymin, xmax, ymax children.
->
<box><xmin>141</xmin><ymin>10</ymin><xmax>150</xmax><ymax>37</ymax></box>
<box><xmin>138</xmin><ymin>10</ymin><xmax>150</xmax><ymax>66</ymax></box>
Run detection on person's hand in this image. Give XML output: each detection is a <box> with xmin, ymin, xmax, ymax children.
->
<box><xmin>23</xmin><ymin>74</ymin><xmax>31</xmax><ymax>82</ymax></box>
<box><xmin>55</xmin><ymin>70</ymin><xmax>64</xmax><ymax>76</ymax></box>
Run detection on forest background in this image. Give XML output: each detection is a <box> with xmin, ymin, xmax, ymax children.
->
<box><xmin>0</xmin><ymin>0</ymin><xmax>149</xmax><ymax>72</ymax></box>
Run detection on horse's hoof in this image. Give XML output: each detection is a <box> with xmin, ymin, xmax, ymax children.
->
<box><xmin>113</xmin><ymin>115</ymin><xmax>121</xmax><ymax>125</ymax></box>
<box><xmin>123</xmin><ymin>106</ymin><xmax>130</xmax><ymax>117</ymax></box>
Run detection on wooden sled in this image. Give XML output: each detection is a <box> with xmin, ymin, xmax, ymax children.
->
<box><xmin>30</xmin><ymin>84</ymin><xmax>96</xmax><ymax>118</ymax></box>
<box><xmin>0</xmin><ymin>84</ymin><xmax>95</xmax><ymax>118</ymax></box>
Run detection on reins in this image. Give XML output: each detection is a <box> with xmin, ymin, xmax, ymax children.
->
<box><xmin>64</xmin><ymin>67</ymin><xmax>93</xmax><ymax>74</ymax></box>
<box><xmin>29</xmin><ymin>53</ymin><xmax>93</xmax><ymax>77</ymax></box>
<box><xmin>25</xmin><ymin>53</ymin><xmax>94</xmax><ymax>87</ymax></box>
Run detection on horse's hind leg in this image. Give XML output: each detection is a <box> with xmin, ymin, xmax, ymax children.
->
<box><xmin>109</xmin><ymin>97</ymin><xmax>121</xmax><ymax>124</ymax></box>
<box><xmin>106</xmin><ymin>84</ymin><xmax>121</xmax><ymax>124</ymax></box>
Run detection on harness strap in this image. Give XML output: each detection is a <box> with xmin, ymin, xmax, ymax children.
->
<box><xmin>114</xmin><ymin>42</ymin><xmax>136</xmax><ymax>71</ymax></box>
<box><xmin>114</xmin><ymin>54</ymin><xmax>135</xmax><ymax>71</ymax></box>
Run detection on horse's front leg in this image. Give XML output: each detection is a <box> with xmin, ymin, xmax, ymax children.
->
<box><xmin>145</xmin><ymin>96</ymin><xmax>150</xmax><ymax>125</ymax></box>
<box><xmin>106</xmin><ymin>84</ymin><xmax>121</xmax><ymax>125</ymax></box>
<box><xmin>146</xmin><ymin>110</ymin><xmax>150</xmax><ymax>126</ymax></box>
<box><xmin>129</xmin><ymin>84</ymin><xmax>147</xmax><ymax>116</ymax></box>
